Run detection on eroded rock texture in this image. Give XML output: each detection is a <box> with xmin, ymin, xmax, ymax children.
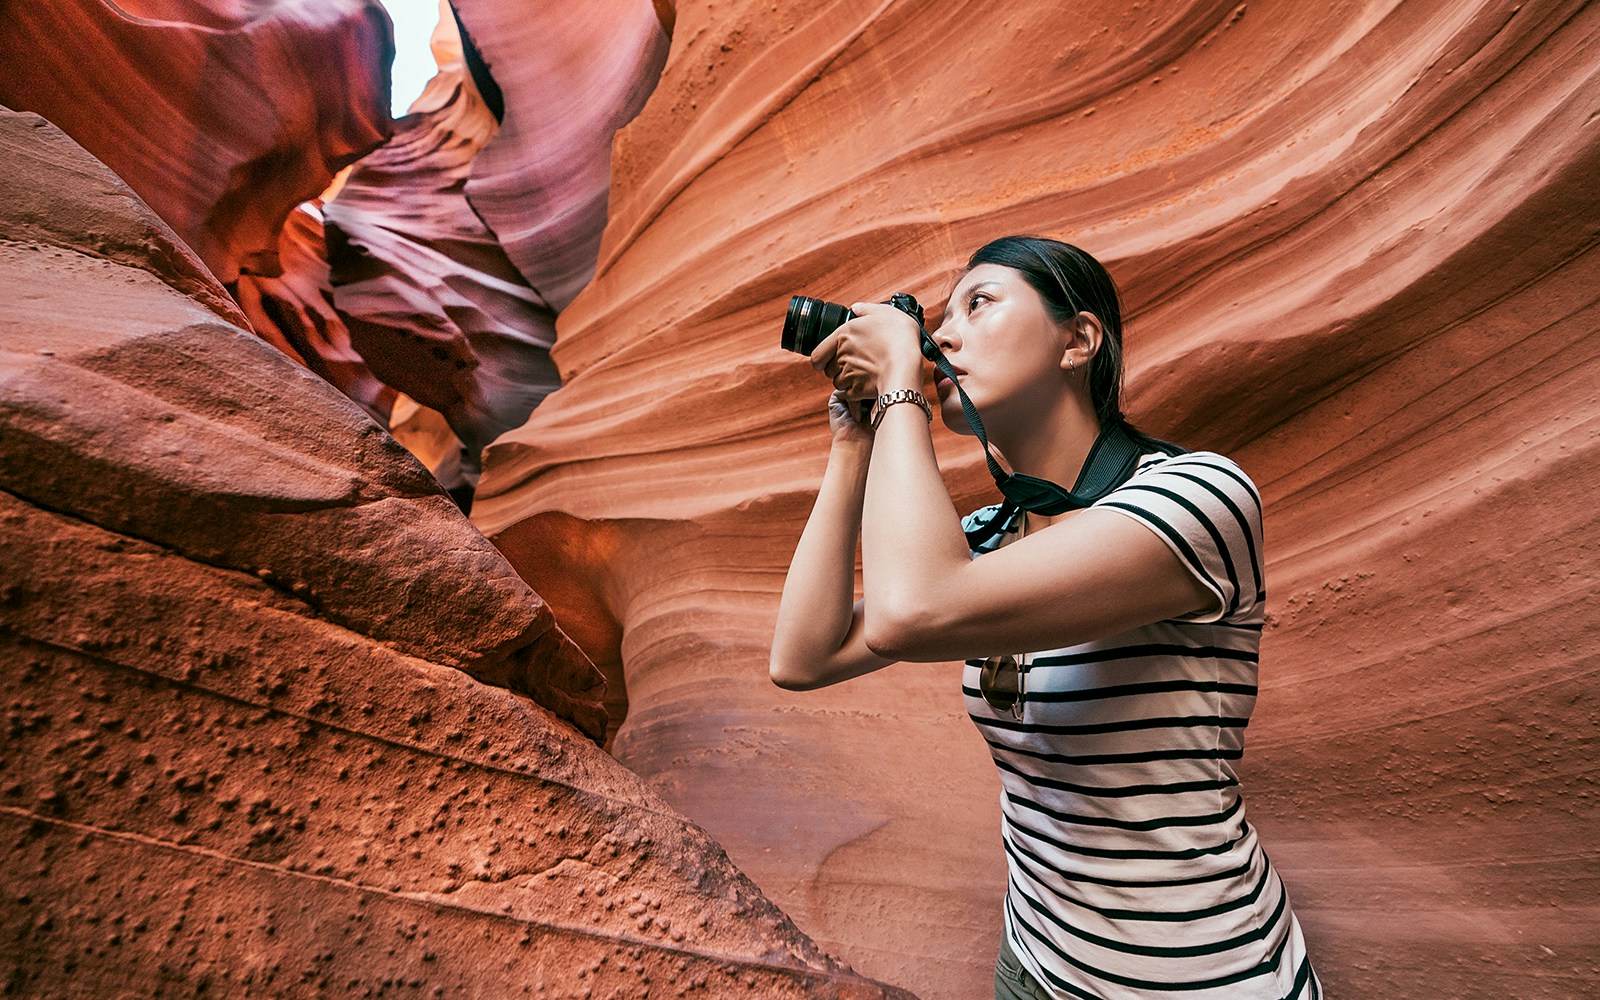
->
<box><xmin>0</xmin><ymin>110</ymin><xmax>911</xmax><ymax>999</ymax></box>
<box><xmin>322</xmin><ymin>13</ymin><xmax>559</xmax><ymax>493</ymax></box>
<box><xmin>0</xmin><ymin>0</ymin><xmax>393</xmax><ymax>284</ymax></box>
<box><xmin>232</xmin><ymin>200</ymin><xmax>398</xmax><ymax>426</ymax></box>
<box><xmin>475</xmin><ymin>2</ymin><xmax>1600</xmax><ymax>997</ymax></box>
<box><xmin>452</xmin><ymin>0</ymin><xmax>672</xmax><ymax>311</ymax></box>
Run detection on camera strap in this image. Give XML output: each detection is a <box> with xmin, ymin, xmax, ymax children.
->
<box><xmin>916</xmin><ymin>336</ymin><xmax>1149</xmax><ymax>550</ymax></box>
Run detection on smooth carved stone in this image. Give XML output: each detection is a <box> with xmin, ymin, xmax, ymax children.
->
<box><xmin>0</xmin><ymin>107</ymin><xmax>605</xmax><ymax>742</ymax></box>
<box><xmin>0</xmin><ymin>0</ymin><xmax>392</xmax><ymax>283</ymax></box>
<box><xmin>324</xmin><ymin>54</ymin><xmax>559</xmax><ymax>473</ymax></box>
<box><xmin>475</xmin><ymin>2</ymin><xmax>1600</xmax><ymax>998</ymax></box>
<box><xmin>0</xmin><ymin>103</ymin><xmax>912</xmax><ymax>1000</ymax></box>
<box><xmin>233</xmin><ymin>201</ymin><xmax>397</xmax><ymax>427</ymax></box>
<box><xmin>452</xmin><ymin>0</ymin><xmax>671</xmax><ymax>311</ymax></box>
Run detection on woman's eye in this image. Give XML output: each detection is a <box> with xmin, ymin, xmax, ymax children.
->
<box><xmin>967</xmin><ymin>294</ymin><xmax>985</xmax><ymax>311</ymax></box>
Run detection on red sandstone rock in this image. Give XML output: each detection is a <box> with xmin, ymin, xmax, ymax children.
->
<box><xmin>233</xmin><ymin>200</ymin><xmax>397</xmax><ymax>426</ymax></box>
<box><xmin>475</xmin><ymin>2</ymin><xmax>1600</xmax><ymax>997</ymax></box>
<box><xmin>0</xmin><ymin>108</ymin><xmax>911</xmax><ymax>999</ymax></box>
<box><xmin>323</xmin><ymin>23</ymin><xmax>559</xmax><ymax>483</ymax></box>
<box><xmin>451</xmin><ymin>0</ymin><xmax>672</xmax><ymax>311</ymax></box>
<box><xmin>0</xmin><ymin>104</ymin><xmax>605</xmax><ymax>741</ymax></box>
<box><xmin>0</xmin><ymin>0</ymin><xmax>392</xmax><ymax>283</ymax></box>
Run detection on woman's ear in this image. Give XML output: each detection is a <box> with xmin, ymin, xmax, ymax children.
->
<box><xmin>1061</xmin><ymin>311</ymin><xmax>1105</xmax><ymax>372</ymax></box>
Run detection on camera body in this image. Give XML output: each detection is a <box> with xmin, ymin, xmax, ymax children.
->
<box><xmin>781</xmin><ymin>292</ymin><xmax>935</xmax><ymax>359</ymax></box>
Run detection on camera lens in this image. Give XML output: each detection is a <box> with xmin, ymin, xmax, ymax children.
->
<box><xmin>782</xmin><ymin>296</ymin><xmax>854</xmax><ymax>356</ymax></box>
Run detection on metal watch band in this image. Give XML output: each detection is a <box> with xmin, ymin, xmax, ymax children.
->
<box><xmin>870</xmin><ymin>388</ymin><xmax>932</xmax><ymax>428</ymax></box>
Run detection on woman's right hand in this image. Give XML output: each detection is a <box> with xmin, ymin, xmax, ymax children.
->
<box><xmin>826</xmin><ymin>389</ymin><xmax>873</xmax><ymax>447</ymax></box>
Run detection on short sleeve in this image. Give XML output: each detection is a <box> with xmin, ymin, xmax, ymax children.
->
<box><xmin>1094</xmin><ymin>452</ymin><xmax>1266</xmax><ymax>624</ymax></box>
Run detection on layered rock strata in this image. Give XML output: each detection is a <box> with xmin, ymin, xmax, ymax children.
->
<box><xmin>0</xmin><ymin>109</ymin><xmax>911</xmax><ymax>999</ymax></box>
<box><xmin>452</xmin><ymin>0</ymin><xmax>672</xmax><ymax>311</ymax></box>
<box><xmin>233</xmin><ymin>201</ymin><xmax>397</xmax><ymax>427</ymax></box>
<box><xmin>323</xmin><ymin>20</ymin><xmax>559</xmax><ymax>496</ymax></box>
<box><xmin>0</xmin><ymin>0</ymin><xmax>393</xmax><ymax>284</ymax></box>
<box><xmin>0</xmin><ymin>104</ymin><xmax>605</xmax><ymax>745</ymax></box>
<box><xmin>474</xmin><ymin>2</ymin><xmax>1600</xmax><ymax>998</ymax></box>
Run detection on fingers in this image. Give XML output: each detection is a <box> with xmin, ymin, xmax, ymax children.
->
<box><xmin>811</xmin><ymin>328</ymin><xmax>850</xmax><ymax>385</ymax></box>
<box><xmin>809</xmin><ymin>330</ymin><xmax>840</xmax><ymax>371</ymax></box>
<box><xmin>810</xmin><ymin>305</ymin><xmax>908</xmax><ymax>399</ymax></box>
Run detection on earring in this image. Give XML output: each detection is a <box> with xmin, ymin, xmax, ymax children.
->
<box><xmin>1067</xmin><ymin>356</ymin><xmax>1076</xmax><ymax>372</ymax></box>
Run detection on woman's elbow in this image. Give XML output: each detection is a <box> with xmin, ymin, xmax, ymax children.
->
<box><xmin>862</xmin><ymin>602</ymin><xmax>929</xmax><ymax>661</ymax></box>
<box><xmin>769</xmin><ymin>656</ymin><xmax>821</xmax><ymax>691</ymax></box>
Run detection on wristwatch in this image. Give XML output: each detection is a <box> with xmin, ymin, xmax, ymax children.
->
<box><xmin>870</xmin><ymin>388</ymin><xmax>933</xmax><ymax>428</ymax></box>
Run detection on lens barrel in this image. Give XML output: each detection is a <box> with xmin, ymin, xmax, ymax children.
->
<box><xmin>782</xmin><ymin>296</ymin><xmax>854</xmax><ymax>356</ymax></box>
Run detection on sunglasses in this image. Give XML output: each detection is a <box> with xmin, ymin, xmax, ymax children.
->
<box><xmin>979</xmin><ymin>654</ymin><xmax>1028</xmax><ymax>719</ymax></box>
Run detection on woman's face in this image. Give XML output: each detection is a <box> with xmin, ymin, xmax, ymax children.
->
<box><xmin>931</xmin><ymin>263</ymin><xmax>1072</xmax><ymax>435</ymax></box>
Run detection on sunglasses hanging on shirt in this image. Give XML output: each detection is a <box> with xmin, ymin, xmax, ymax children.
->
<box><xmin>980</xmin><ymin>653</ymin><xmax>1027</xmax><ymax>719</ymax></box>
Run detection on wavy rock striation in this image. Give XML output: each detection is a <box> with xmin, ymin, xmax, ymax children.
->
<box><xmin>323</xmin><ymin>13</ymin><xmax>559</xmax><ymax>493</ymax></box>
<box><xmin>0</xmin><ymin>0</ymin><xmax>392</xmax><ymax>284</ymax></box>
<box><xmin>233</xmin><ymin>200</ymin><xmax>398</xmax><ymax>426</ymax></box>
<box><xmin>0</xmin><ymin>108</ymin><xmax>911</xmax><ymax>999</ymax></box>
<box><xmin>452</xmin><ymin>0</ymin><xmax>672</xmax><ymax>311</ymax></box>
<box><xmin>475</xmin><ymin>2</ymin><xmax>1600</xmax><ymax>997</ymax></box>
<box><xmin>0</xmin><ymin>105</ymin><xmax>606</xmax><ymax>743</ymax></box>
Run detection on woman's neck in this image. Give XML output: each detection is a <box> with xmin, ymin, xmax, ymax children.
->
<box><xmin>988</xmin><ymin>388</ymin><xmax>1102</xmax><ymax>494</ymax></box>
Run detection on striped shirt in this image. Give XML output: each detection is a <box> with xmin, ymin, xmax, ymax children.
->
<box><xmin>963</xmin><ymin>451</ymin><xmax>1319</xmax><ymax>999</ymax></box>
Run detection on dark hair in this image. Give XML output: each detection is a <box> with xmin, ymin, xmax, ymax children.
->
<box><xmin>964</xmin><ymin>235</ymin><xmax>1180</xmax><ymax>452</ymax></box>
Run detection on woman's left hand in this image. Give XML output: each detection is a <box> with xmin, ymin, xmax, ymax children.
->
<box><xmin>809</xmin><ymin>301</ymin><xmax>926</xmax><ymax>401</ymax></box>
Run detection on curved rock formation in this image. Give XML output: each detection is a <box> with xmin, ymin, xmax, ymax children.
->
<box><xmin>475</xmin><ymin>2</ymin><xmax>1600</xmax><ymax>997</ymax></box>
<box><xmin>323</xmin><ymin>15</ymin><xmax>559</xmax><ymax>492</ymax></box>
<box><xmin>452</xmin><ymin>0</ymin><xmax>672</xmax><ymax>311</ymax></box>
<box><xmin>0</xmin><ymin>108</ymin><xmax>911</xmax><ymax>999</ymax></box>
<box><xmin>233</xmin><ymin>200</ymin><xmax>397</xmax><ymax>426</ymax></box>
<box><xmin>0</xmin><ymin>0</ymin><xmax>392</xmax><ymax>283</ymax></box>
<box><xmin>0</xmin><ymin>104</ymin><xmax>605</xmax><ymax>743</ymax></box>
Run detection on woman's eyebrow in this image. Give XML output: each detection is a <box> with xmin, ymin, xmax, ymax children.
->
<box><xmin>958</xmin><ymin>280</ymin><xmax>1004</xmax><ymax>299</ymax></box>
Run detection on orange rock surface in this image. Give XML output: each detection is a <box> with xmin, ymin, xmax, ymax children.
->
<box><xmin>475</xmin><ymin>2</ymin><xmax>1600</xmax><ymax>997</ymax></box>
<box><xmin>0</xmin><ymin>0</ymin><xmax>392</xmax><ymax>284</ymax></box>
<box><xmin>0</xmin><ymin>108</ymin><xmax>912</xmax><ymax>999</ymax></box>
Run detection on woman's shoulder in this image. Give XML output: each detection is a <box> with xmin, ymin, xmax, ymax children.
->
<box><xmin>1097</xmin><ymin>448</ymin><xmax>1267</xmax><ymax>624</ymax></box>
<box><xmin>1120</xmin><ymin>449</ymin><xmax>1263</xmax><ymax>513</ymax></box>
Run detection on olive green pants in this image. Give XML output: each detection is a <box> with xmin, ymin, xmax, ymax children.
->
<box><xmin>994</xmin><ymin>932</ymin><xmax>1054</xmax><ymax>1000</ymax></box>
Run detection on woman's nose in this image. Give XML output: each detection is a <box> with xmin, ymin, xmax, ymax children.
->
<box><xmin>934</xmin><ymin>322</ymin><xmax>960</xmax><ymax>352</ymax></box>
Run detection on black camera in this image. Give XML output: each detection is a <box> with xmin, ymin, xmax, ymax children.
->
<box><xmin>781</xmin><ymin>292</ymin><xmax>931</xmax><ymax>357</ymax></box>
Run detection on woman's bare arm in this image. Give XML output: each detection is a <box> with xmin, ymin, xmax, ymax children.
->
<box><xmin>769</xmin><ymin>417</ymin><xmax>897</xmax><ymax>690</ymax></box>
<box><xmin>860</xmin><ymin>402</ymin><xmax>1212</xmax><ymax>661</ymax></box>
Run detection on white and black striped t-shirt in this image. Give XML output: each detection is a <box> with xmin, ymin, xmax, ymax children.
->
<box><xmin>963</xmin><ymin>451</ymin><xmax>1319</xmax><ymax>1000</ymax></box>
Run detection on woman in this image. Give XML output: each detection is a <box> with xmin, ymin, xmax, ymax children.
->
<box><xmin>770</xmin><ymin>236</ymin><xmax>1319</xmax><ymax>1000</ymax></box>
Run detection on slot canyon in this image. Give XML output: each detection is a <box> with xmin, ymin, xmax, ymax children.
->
<box><xmin>1</xmin><ymin>1</ymin><xmax>1596</xmax><ymax>998</ymax></box>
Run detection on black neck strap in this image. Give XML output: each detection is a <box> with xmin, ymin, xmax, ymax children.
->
<box><xmin>917</xmin><ymin>336</ymin><xmax>1148</xmax><ymax>549</ymax></box>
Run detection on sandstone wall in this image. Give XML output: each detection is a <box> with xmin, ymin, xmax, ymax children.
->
<box><xmin>0</xmin><ymin>0</ymin><xmax>393</xmax><ymax>284</ymax></box>
<box><xmin>474</xmin><ymin>2</ymin><xmax>1600</xmax><ymax>997</ymax></box>
<box><xmin>0</xmin><ymin>107</ymin><xmax>911</xmax><ymax>999</ymax></box>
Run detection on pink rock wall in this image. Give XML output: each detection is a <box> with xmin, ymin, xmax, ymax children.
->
<box><xmin>0</xmin><ymin>0</ymin><xmax>393</xmax><ymax>284</ymax></box>
<box><xmin>0</xmin><ymin>108</ymin><xmax>911</xmax><ymax>999</ymax></box>
<box><xmin>474</xmin><ymin>2</ymin><xmax>1600</xmax><ymax>997</ymax></box>
<box><xmin>323</xmin><ymin>42</ymin><xmax>558</xmax><ymax>484</ymax></box>
<box><xmin>451</xmin><ymin>0</ymin><xmax>672</xmax><ymax>311</ymax></box>
<box><xmin>233</xmin><ymin>200</ymin><xmax>398</xmax><ymax>426</ymax></box>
